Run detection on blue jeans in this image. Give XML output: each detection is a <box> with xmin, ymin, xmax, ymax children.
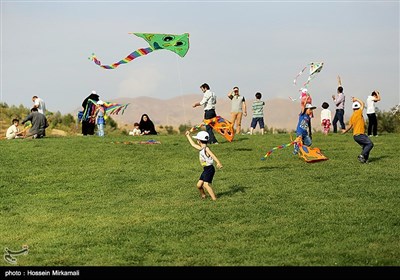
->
<box><xmin>294</xmin><ymin>135</ymin><xmax>312</xmax><ymax>154</ymax></box>
<box><xmin>354</xmin><ymin>134</ymin><xmax>374</xmax><ymax>160</ymax></box>
<box><xmin>97</xmin><ymin>124</ymin><xmax>105</xmax><ymax>137</ymax></box>
<box><xmin>332</xmin><ymin>109</ymin><xmax>345</xmax><ymax>132</ymax></box>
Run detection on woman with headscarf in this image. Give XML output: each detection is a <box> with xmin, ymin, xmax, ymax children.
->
<box><xmin>81</xmin><ymin>90</ymin><xmax>100</xmax><ymax>135</ymax></box>
<box><xmin>139</xmin><ymin>114</ymin><xmax>157</xmax><ymax>135</ymax></box>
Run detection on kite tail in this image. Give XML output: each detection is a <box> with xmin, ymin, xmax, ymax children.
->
<box><xmin>293</xmin><ymin>66</ymin><xmax>307</xmax><ymax>85</ymax></box>
<box><xmin>89</xmin><ymin>47</ymin><xmax>154</xmax><ymax>69</ymax></box>
<box><xmin>262</xmin><ymin>141</ymin><xmax>296</xmax><ymax>159</ymax></box>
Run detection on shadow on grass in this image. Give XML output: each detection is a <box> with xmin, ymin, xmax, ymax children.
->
<box><xmin>257</xmin><ymin>165</ymin><xmax>290</xmax><ymax>170</ymax></box>
<box><xmin>230</xmin><ymin>137</ymin><xmax>250</xmax><ymax>142</ymax></box>
<box><xmin>368</xmin><ymin>155</ymin><xmax>389</xmax><ymax>162</ymax></box>
<box><xmin>217</xmin><ymin>185</ymin><xmax>248</xmax><ymax>197</ymax></box>
<box><xmin>233</xmin><ymin>148</ymin><xmax>253</xmax><ymax>151</ymax></box>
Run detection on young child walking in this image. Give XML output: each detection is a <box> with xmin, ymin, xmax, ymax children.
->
<box><xmin>250</xmin><ymin>92</ymin><xmax>265</xmax><ymax>135</ymax></box>
<box><xmin>342</xmin><ymin>97</ymin><xmax>374</xmax><ymax>164</ymax></box>
<box><xmin>95</xmin><ymin>100</ymin><xmax>106</xmax><ymax>137</ymax></box>
<box><xmin>320</xmin><ymin>102</ymin><xmax>332</xmax><ymax>135</ymax></box>
<box><xmin>185</xmin><ymin>130</ymin><xmax>223</xmax><ymax>200</ymax></box>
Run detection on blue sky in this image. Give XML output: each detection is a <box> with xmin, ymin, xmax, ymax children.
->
<box><xmin>1</xmin><ymin>0</ymin><xmax>399</xmax><ymax>114</ymax></box>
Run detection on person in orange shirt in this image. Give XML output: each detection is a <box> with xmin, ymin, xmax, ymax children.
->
<box><xmin>342</xmin><ymin>97</ymin><xmax>374</xmax><ymax>163</ymax></box>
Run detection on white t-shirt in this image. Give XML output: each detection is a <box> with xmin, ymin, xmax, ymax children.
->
<box><xmin>366</xmin><ymin>95</ymin><xmax>376</xmax><ymax>114</ymax></box>
<box><xmin>129</xmin><ymin>128</ymin><xmax>141</xmax><ymax>136</ymax></box>
<box><xmin>199</xmin><ymin>148</ymin><xmax>214</xmax><ymax>167</ymax></box>
<box><xmin>6</xmin><ymin>124</ymin><xmax>20</xmax><ymax>139</ymax></box>
<box><xmin>34</xmin><ymin>97</ymin><xmax>46</xmax><ymax>115</ymax></box>
<box><xmin>320</xmin><ymin>109</ymin><xmax>332</xmax><ymax>122</ymax></box>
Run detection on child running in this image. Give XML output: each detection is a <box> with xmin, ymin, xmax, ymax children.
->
<box><xmin>185</xmin><ymin>130</ymin><xmax>223</xmax><ymax>200</ymax></box>
<box><xmin>342</xmin><ymin>97</ymin><xmax>374</xmax><ymax>163</ymax></box>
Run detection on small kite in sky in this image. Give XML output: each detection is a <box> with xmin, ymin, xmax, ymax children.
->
<box><xmin>293</xmin><ymin>62</ymin><xmax>324</xmax><ymax>88</ymax></box>
<box><xmin>89</xmin><ymin>33</ymin><xmax>190</xmax><ymax>69</ymax></box>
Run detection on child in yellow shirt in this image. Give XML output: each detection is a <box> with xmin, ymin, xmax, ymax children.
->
<box><xmin>342</xmin><ymin>97</ymin><xmax>374</xmax><ymax>163</ymax></box>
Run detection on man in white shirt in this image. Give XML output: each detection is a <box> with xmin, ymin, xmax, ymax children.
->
<box><xmin>366</xmin><ymin>90</ymin><xmax>381</xmax><ymax>137</ymax></box>
<box><xmin>192</xmin><ymin>83</ymin><xmax>218</xmax><ymax>144</ymax></box>
<box><xmin>32</xmin><ymin>95</ymin><xmax>46</xmax><ymax>115</ymax></box>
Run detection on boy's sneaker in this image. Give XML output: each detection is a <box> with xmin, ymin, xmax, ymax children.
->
<box><xmin>358</xmin><ymin>155</ymin><xmax>366</xmax><ymax>163</ymax></box>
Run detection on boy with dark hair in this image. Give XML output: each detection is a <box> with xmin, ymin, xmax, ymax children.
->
<box><xmin>320</xmin><ymin>102</ymin><xmax>332</xmax><ymax>135</ymax></box>
<box><xmin>342</xmin><ymin>97</ymin><xmax>374</xmax><ymax>163</ymax></box>
<box><xmin>250</xmin><ymin>92</ymin><xmax>265</xmax><ymax>135</ymax></box>
<box><xmin>6</xmin><ymin>119</ymin><xmax>24</xmax><ymax>139</ymax></box>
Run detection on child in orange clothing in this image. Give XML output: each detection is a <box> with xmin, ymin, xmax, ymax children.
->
<box><xmin>342</xmin><ymin>97</ymin><xmax>374</xmax><ymax>163</ymax></box>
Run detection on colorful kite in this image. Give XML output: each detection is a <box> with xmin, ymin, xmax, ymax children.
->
<box><xmin>81</xmin><ymin>99</ymin><xmax>129</xmax><ymax>123</ymax></box>
<box><xmin>293</xmin><ymin>62</ymin><xmax>324</xmax><ymax>88</ymax></box>
<box><xmin>262</xmin><ymin>136</ymin><xmax>328</xmax><ymax>163</ymax></box>
<box><xmin>190</xmin><ymin>116</ymin><xmax>234</xmax><ymax>142</ymax></box>
<box><xmin>262</xmin><ymin>141</ymin><xmax>296</xmax><ymax>159</ymax></box>
<box><xmin>89</xmin><ymin>33</ymin><xmax>190</xmax><ymax>69</ymax></box>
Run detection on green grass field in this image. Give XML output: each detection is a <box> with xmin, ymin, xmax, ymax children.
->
<box><xmin>1</xmin><ymin>133</ymin><xmax>399</xmax><ymax>266</ymax></box>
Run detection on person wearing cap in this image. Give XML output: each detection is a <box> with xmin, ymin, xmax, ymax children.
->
<box><xmin>185</xmin><ymin>130</ymin><xmax>223</xmax><ymax>201</ymax></box>
<box><xmin>192</xmin><ymin>83</ymin><xmax>218</xmax><ymax>144</ymax></box>
<box><xmin>342</xmin><ymin>97</ymin><xmax>374</xmax><ymax>164</ymax></box>
<box><xmin>227</xmin><ymin>86</ymin><xmax>247</xmax><ymax>135</ymax></box>
<box><xmin>81</xmin><ymin>90</ymin><xmax>100</xmax><ymax>135</ymax></box>
<box><xmin>94</xmin><ymin>100</ymin><xmax>106</xmax><ymax>137</ymax></box>
<box><xmin>293</xmin><ymin>103</ymin><xmax>316</xmax><ymax>155</ymax></box>
<box><xmin>366</xmin><ymin>90</ymin><xmax>381</xmax><ymax>137</ymax></box>
<box><xmin>300</xmin><ymin>88</ymin><xmax>314</xmax><ymax>138</ymax></box>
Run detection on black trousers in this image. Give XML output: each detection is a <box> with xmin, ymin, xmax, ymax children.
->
<box><xmin>82</xmin><ymin>121</ymin><xmax>95</xmax><ymax>135</ymax></box>
<box><xmin>367</xmin><ymin>113</ymin><xmax>378</xmax><ymax>136</ymax></box>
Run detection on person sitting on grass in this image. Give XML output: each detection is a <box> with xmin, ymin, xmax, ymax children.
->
<box><xmin>6</xmin><ymin>119</ymin><xmax>25</xmax><ymax>139</ymax></box>
<box><xmin>21</xmin><ymin>107</ymin><xmax>49</xmax><ymax>139</ymax></box>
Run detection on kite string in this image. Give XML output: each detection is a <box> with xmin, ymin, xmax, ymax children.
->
<box><xmin>175</xmin><ymin>55</ymin><xmax>187</xmax><ymax>128</ymax></box>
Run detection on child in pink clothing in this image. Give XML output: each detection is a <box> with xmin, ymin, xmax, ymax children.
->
<box><xmin>320</xmin><ymin>102</ymin><xmax>332</xmax><ymax>135</ymax></box>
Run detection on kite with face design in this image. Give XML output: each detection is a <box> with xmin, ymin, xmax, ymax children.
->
<box><xmin>90</xmin><ymin>33</ymin><xmax>190</xmax><ymax>69</ymax></box>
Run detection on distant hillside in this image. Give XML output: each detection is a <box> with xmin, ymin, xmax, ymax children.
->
<box><xmin>87</xmin><ymin>94</ymin><xmax>325</xmax><ymax>132</ymax></box>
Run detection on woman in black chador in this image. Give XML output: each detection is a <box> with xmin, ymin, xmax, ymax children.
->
<box><xmin>139</xmin><ymin>114</ymin><xmax>158</xmax><ymax>135</ymax></box>
<box><xmin>81</xmin><ymin>91</ymin><xmax>100</xmax><ymax>135</ymax></box>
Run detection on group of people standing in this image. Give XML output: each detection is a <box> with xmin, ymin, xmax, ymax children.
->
<box><xmin>6</xmin><ymin>96</ymin><xmax>48</xmax><ymax>140</ymax></box>
<box><xmin>295</xmin><ymin>76</ymin><xmax>382</xmax><ymax>165</ymax></box>
<box><xmin>190</xmin><ymin>79</ymin><xmax>381</xmax><ymax>186</ymax></box>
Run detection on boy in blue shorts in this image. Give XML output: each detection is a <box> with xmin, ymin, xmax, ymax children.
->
<box><xmin>185</xmin><ymin>130</ymin><xmax>223</xmax><ymax>200</ymax></box>
<box><xmin>250</xmin><ymin>92</ymin><xmax>265</xmax><ymax>135</ymax></box>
